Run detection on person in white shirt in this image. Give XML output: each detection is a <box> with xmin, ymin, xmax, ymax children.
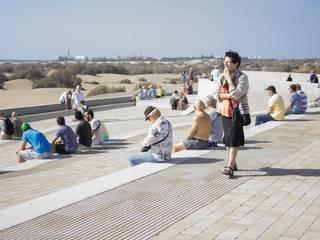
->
<box><xmin>211</xmin><ymin>65</ymin><xmax>221</xmax><ymax>83</ymax></box>
<box><xmin>71</xmin><ymin>85</ymin><xmax>85</xmax><ymax>111</ymax></box>
<box><xmin>85</xmin><ymin>109</ymin><xmax>109</xmax><ymax>145</ymax></box>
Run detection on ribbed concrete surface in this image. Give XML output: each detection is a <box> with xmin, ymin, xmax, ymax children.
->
<box><xmin>0</xmin><ymin>139</ymin><xmax>307</xmax><ymax>240</ymax></box>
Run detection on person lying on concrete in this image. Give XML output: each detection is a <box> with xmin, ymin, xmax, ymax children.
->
<box><xmin>173</xmin><ymin>100</ymin><xmax>211</xmax><ymax>152</ymax></box>
<box><xmin>296</xmin><ymin>84</ymin><xmax>307</xmax><ymax>113</ymax></box>
<box><xmin>0</xmin><ymin>112</ymin><xmax>15</xmax><ymax>140</ymax></box>
<box><xmin>74</xmin><ymin>111</ymin><xmax>92</xmax><ymax>148</ymax></box>
<box><xmin>255</xmin><ymin>85</ymin><xmax>285</xmax><ymax>125</ymax></box>
<box><xmin>205</xmin><ymin>96</ymin><xmax>223</xmax><ymax>147</ymax></box>
<box><xmin>85</xmin><ymin>109</ymin><xmax>109</xmax><ymax>145</ymax></box>
<box><xmin>52</xmin><ymin>116</ymin><xmax>78</xmax><ymax>154</ymax></box>
<box><xmin>16</xmin><ymin>122</ymin><xmax>52</xmax><ymax>163</ymax></box>
<box><xmin>286</xmin><ymin>84</ymin><xmax>303</xmax><ymax>115</ymax></box>
<box><xmin>128</xmin><ymin>106</ymin><xmax>173</xmax><ymax>166</ymax></box>
<box><xmin>11</xmin><ymin>112</ymin><xmax>23</xmax><ymax>138</ymax></box>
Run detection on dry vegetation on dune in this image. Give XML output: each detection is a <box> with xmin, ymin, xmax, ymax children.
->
<box><xmin>1</xmin><ymin>58</ymin><xmax>320</xmax><ymax>91</ymax></box>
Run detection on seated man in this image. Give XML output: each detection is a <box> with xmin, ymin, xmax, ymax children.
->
<box><xmin>52</xmin><ymin>116</ymin><xmax>78</xmax><ymax>154</ymax></box>
<box><xmin>286</xmin><ymin>84</ymin><xmax>303</xmax><ymax>114</ymax></box>
<box><xmin>173</xmin><ymin>100</ymin><xmax>211</xmax><ymax>152</ymax></box>
<box><xmin>128</xmin><ymin>106</ymin><xmax>173</xmax><ymax>166</ymax></box>
<box><xmin>16</xmin><ymin>123</ymin><xmax>52</xmax><ymax>163</ymax></box>
<box><xmin>0</xmin><ymin>112</ymin><xmax>15</xmax><ymax>140</ymax></box>
<box><xmin>74</xmin><ymin>111</ymin><xmax>92</xmax><ymax>147</ymax></box>
<box><xmin>205</xmin><ymin>96</ymin><xmax>223</xmax><ymax>147</ymax></box>
<box><xmin>85</xmin><ymin>110</ymin><xmax>109</xmax><ymax>145</ymax></box>
<box><xmin>11</xmin><ymin>112</ymin><xmax>23</xmax><ymax>138</ymax></box>
<box><xmin>255</xmin><ymin>85</ymin><xmax>286</xmax><ymax>125</ymax></box>
<box><xmin>170</xmin><ymin>90</ymin><xmax>180</xmax><ymax>110</ymax></box>
<box><xmin>296</xmin><ymin>84</ymin><xmax>307</xmax><ymax>113</ymax></box>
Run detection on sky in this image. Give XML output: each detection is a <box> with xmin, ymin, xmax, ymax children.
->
<box><xmin>0</xmin><ymin>0</ymin><xmax>319</xmax><ymax>59</ymax></box>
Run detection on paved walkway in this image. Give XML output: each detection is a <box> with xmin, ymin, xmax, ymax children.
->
<box><xmin>0</xmin><ymin>106</ymin><xmax>319</xmax><ymax>239</ymax></box>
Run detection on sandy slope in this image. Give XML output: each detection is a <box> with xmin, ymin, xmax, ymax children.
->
<box><xmin>0</xmin><ymin>71</ymin><xmax>319</xmax><ymax>110</ymax></box>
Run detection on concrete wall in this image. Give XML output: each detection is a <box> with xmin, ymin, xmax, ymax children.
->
<box><xmin>1</xmin><ymin>96</ymin><xmax>132</xmax><ymax>117</ymax></box>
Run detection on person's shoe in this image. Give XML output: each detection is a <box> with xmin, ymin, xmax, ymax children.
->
<box><xmin>222</xmin><ymin>166</ymin><xmax>234</xmax><ymax>177</ymax></box>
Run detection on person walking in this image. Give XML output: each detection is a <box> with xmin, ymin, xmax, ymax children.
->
<box><xmin>215</xmin><ymin>51</ymin><xmax>250</xmax><ymax>177</ymax></box>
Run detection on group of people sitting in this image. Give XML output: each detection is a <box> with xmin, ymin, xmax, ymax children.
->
<box><xmin>0</xmin><ymin>109</ymin><xmax>109</xmax><ymax>163</ymax></box>
<box><xmin>255</xmin><ymin>83</ymin><xmax>307</xmax><ymax>125</ymax></box>
<box><xmin>128</xmin><ymin>98</ymin><xmax>223</xmax><ymax>166</ymax></box>
<box><xmin>59</xmin><ymin>85</ymin><xmax>87</xmax><ymax>112</ymax></box>
<box><xmin>0</xmin><ymin>112</ymin><xmax>23</xmax><ymax>140</ymax></box>
<box><xmin>135</xmin><ymin>85</ymin><xmax>166</xmax><ymax>100</ymax></box>
<box><xmin>170</xmin><ymin>90</ymin><xmax>189</xmax><ymax>110</ymax></box>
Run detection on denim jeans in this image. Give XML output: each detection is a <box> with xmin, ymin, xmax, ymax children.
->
<box><xmin>128</xmin><ymin>152</ymin><xmax>160</xmax><ymax>166</ymax></box>
<box><xmin>255</xmin><ymin>114</ymin><xmax>274</xmax><ymax>126</ymax></box>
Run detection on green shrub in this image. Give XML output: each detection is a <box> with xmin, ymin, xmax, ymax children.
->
<box><xmin>84</xmin><ymin>80</ymin><xmax>99</xmax><ymax>85</ymax></box>
<box><xmin>138</xmin><ymin>77</ymin><xmax>147</xmax><ymax>82</ymax></box>
<box><xmin>168</xmin><ymin>78</ymin><xmax>179</xmax><ymax>84</ymax></box>
<box><xmin>32</xmin><ymin>69</ymin><xmax>82</xmax><ymax>88</ymax></box>
<box><xmin>0</xmin><ymin>72</ymin><xmax>8</xmax><ymax>85</ymax></box>
<box><xmin>120</xmin><ymin>79</ymin><xmax>132</xmax><ymax>84</ymax></box>
<box><xmin>133</xmin><ymin>82</ymin><xmax>156</xmax><ymax>90</ymax></box>
<box><xmin>87</xmin><ymin>85</ymin><xmax>126</xmax><ymax>96</ymax></box>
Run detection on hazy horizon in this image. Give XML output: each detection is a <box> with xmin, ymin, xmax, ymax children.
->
<box><xmin>1</xmin><ymin>0</ymin><xmax>320</xmax><ymax>60</ymax></box>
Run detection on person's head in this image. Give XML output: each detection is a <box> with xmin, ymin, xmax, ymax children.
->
<box><xmin>205</xmin><ymin>96</ymin><xmax>217</xmax><ymax>109</ymax></box>
<box><xmin>80</xmin><ymin>100</ymin><xmax>85</xmax><ymax>106</ymax></box>
<box><xmin>174</xmin><ymin>90</ymin><xmax>178</xmax><ymax>94</ymax></box>
<box><xmin>86</xmin><ymin>109</ymin><xmax>94</xmax><ymax>121</ymax></box>
<box><xmin>180</xmin><ymin>92</ymin><xmax>185</xmax><ymax>98</ymax></box>
<box><xmin>56</xmin><ymin>116</ymin><xmax>65</xmax><ymax>126</ymax></box>
<box><xmin>144</xmin><ymin>106</ymin><xmax>161</xmax><ymax>123</ymax></box>
<box><xmin>296</xmin><ymin>83</ymin><xmax>302</xmax><ymax>91</ymax></box>
<box><xmin>21</xmin><ymin>122</ymin><xmax>31</xmax><ymax>132</ymax></box>
<box><xmin>288</xmin><ymin>84</ymin><xmax>297</xmax><ymax>93</ymax></box>
<box><xmin>265</xmin><ymin>85</ymin><xmax>277</xmax><ymax>96</ymax></box>
<box><xmin>194</xmin><ymin>100</ymin><xmax>205</xmax><ymax>112</ymax></box>
<box><xmin>74</xmin><ymin>111</ymin><xmax>83</xmax><ymax>121</ymax></box>
<box><xmin>224</xmin><ymin>51</ymin><xmax>241</xmax><ymax>72</ymax></box>
<box><xmin>75</xmin><ymin>85</ymin><xmax>81</xmax><ymax>93</ymax></box>
<box><xmin>11</xmin><ymin>112</ymin><xmax>18</xmax><ymax>118</ymax></box>
<box><xmin>0</xmin><ymin>112</ymin><xmax>5</xmax><ymax>119</ymax></box>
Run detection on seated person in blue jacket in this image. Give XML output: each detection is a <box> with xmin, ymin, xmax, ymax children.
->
<box><xmin>285</xmin><ymin>84</ymin><xmax>303</xmax><ymax>114</ymax></box>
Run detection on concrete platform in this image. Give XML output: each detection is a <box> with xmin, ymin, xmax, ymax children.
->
<box><xmin>0</xmin><ymin>94</ymin><xmax>320</xmax><ymax>239</ymax></box>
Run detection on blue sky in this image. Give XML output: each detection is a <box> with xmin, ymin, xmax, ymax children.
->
<box><xmin>1</xmin><ymin>0</ymin><xmax>319</xmax><ymax>59</ymax></box>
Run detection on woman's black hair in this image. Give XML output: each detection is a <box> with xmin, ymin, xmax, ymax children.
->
<box><xmin>225</xmin><ymin>50</ymin><xmax>241</xmax><ymax>68</ymax></box>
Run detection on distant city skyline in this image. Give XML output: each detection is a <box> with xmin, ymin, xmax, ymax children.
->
<box><xmin>1</xmin><ymin>0</ymin><xmax>320</xmax><ymax>60</ymax></box>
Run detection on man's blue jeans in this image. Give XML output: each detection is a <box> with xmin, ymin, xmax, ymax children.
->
<box><xmin>128</xmin><ymin>152</ymin><xmax>160</xmax><ymax>166</ymax></box>
<box><xmin>255</xmin><ymin>114</ymin><xmax>274</xmax><ymax>126</ymax></box>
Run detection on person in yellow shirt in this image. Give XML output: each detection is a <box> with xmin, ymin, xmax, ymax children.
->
<box><xmin>255</xmin><ymin>85</ymin><xmax>285</xmax><ymax>125</ymax></box>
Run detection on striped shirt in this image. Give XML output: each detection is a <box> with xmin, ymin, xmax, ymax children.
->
<box><xmin>297</xmin><ymin>90</ymin><xmax>307</xmax><ymax>113</ymax></box>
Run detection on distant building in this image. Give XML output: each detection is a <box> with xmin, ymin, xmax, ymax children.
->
<box><xmin>74</xmin><ymin>56</ymin><xmax>89</xmax><ymax>62</ymax></box>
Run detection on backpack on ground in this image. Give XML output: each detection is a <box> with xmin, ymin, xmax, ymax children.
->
<box><xmin>4</xmin><ymin>119</ymin><xmax>15</xmax><ymax>135</ymax></box>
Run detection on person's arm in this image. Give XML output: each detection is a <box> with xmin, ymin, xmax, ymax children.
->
<box><xmin>267</xmin><ymin>107</ymin><xmax>272</xmax><ymax>114</ymax></box>
<box><xmin>51</xmin><ymin>136</ymin><xmax>59</xmax><ymax>145</ymax></box>
<box><xmin>229</xmin><ymin>74</ymin><xmax>249</xmax><ymax>101</ymax></box>
<box><xmin>286</xmin><ymin>98</ymin><xmax>293</xmax><ymax>112</ymax></box>
<box><xmin>186</xmin><ymin>116</ymin><xmax>200</xmax><ymax>139</ymax></box>
<box><xmin>16</xmin><ymin>141</ymin><xmax>27</xmax><ymax>154</ymax></box>
<box><xmin>142</xmin><ymin>126</ymin><xmax>160</xmax><ymax>147</ymax></box>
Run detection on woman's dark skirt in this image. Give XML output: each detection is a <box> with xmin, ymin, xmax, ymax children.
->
<box><xmin>221</xmin><ymin>116</ymin><xmax>245</xmax><ymax>147</ymax></box>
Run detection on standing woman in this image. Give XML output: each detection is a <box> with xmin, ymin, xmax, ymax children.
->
<box><xmin>216</xmin><ymin>51</ymin><xmax>249</xmax><ymax>177</ymax></box>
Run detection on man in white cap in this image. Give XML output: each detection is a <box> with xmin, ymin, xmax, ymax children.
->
<box><xmin>128</xmin><ymin>106</ymin><xmax>173</xmax><ymax>166</ymax></box>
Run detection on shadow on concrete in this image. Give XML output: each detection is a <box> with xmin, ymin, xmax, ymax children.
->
<box><xmin>283</xmin><ymin>119</ymin><xmax>314</xmax><ymax>122</ymax></box>
<box><xmin>259</xmin><ymin>167</ymin><xmax>320</xmax><ymax>177</ymax></box>
<box><xmin>172</xmin><ymin>157</ymin><xmax>224</xmax><ymax>165</ymax></box>
<box><xmin>233</xmin><ymin>167</ymin><xmax>320</xmax><ymax>178</ymax></box>
<box><xmin>245</xmin><ymin>140</ymin><xmax>271</xmax><ymax>144</ymax></box>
